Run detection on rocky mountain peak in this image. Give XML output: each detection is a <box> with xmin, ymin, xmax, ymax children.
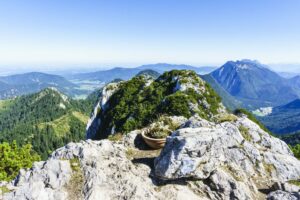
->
<box><xmin>86</xmin><ymin>70</ymin><xmax>224</xmax><ymax>139</ymax></box>
<box><xmin>2</xmin><ymin>113</ymin><xmax>300</xmax><ymax>199</ymax></box>
<box><xmin>211</xmin><ymin>60</ymin><xmax>299</xmax><ymax>109</ymax></box>
<box><xmin>2</xmin><ymin>69</ymin><xmax>300</xmax><ymax>200</ymax></box>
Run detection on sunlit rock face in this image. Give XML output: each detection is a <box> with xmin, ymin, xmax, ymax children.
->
<box><xmin>3</xmin><ymin>114</ymin><xmax>300</xmax><ymax>200</ymax></box>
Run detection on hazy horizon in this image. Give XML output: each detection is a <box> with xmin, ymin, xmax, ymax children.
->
<box><xmin>1</xmin><ymin>60</ymin><xmax>300</xmax><ymax>76</ymax></box>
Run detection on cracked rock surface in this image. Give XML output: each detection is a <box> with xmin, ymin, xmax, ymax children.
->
<box><xmin>2</xmin><ymin>115</ymin><xmax>300</xmax><ymax>200</ymax></box>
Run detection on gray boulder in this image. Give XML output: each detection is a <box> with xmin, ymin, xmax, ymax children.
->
<box><xmin>267</xmin><ymin>190</ymin><xmax>300</xmax><ymax>200</ymax></box>
<box><xmin>154</xmin><ymin>116</ymin><xmax>300</xmax><ymax>199</ymax></box>
<box><xmin>3</xmin><ymin>115</ymin><xmax>300</xmax><ymax>200</ymax></box>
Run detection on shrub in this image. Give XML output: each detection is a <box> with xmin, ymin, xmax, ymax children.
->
<box><xmin>0</xmin><ymin>186</ymin><xmax>10</xmax><ymax>194</ymax></box>
<box><xmin>161</xmin><ymin>92</ymin><xmax>192</xmax><ymax>118</ymax></box>
<box><xmin>0</xmin><ymin>141</ymin><xmax>40</xmax><ymax>181</ymax></box>
<box><xmin>145</xmin><ymin>124</ymin><xmax>172</xmax><ymax>139</ymax></box>
<box><xmin>215</xmin><ymin>113</ymin><xmax>238</xmax><ymax>123</ymax></box>
<box><xmin>239</xmin><ymin>125</ymin><xmax>251</xmax><ymax>141</ymax></box>
<box><xmin>288</xmin><ymin>180</ymin><xmax>300</xmax><ymax>186</ymax></box>
<box><xmin>96</xmin><ymin>70</ymin><xmax>222</xmax><ymax>139</ymax></box>
<box><xmin>108</xmin><ymin>133</ymin><xmax>123</xmax><ymax>142</ymax></box>
<box><xmin>290</xmin><ymin>144</ymin><xmax>300</xmax><ymax>159</ymax></box>
<box><xmin>145</xmin><ymin>116</ymin><xmax>181</xmax><ymax>139</ymax></box>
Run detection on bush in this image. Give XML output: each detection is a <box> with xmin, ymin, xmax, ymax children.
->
<box><xmin>214</xmin><ymin>113</ymin><xmax>237</xmax><ymax>123</ymax></box>
<box><xmin>291</xmin><ymin>144</ymin><xmax>300</xmax><ymax>159</ymax></box>
<box><xmin>145</xmin><ymin>116</ymin><xmax>181</xmax><ymax>139</ymax></box>
<box><xmin>145</xmin><ymin>124</ymin><xmax>171</xmax><ymax>139</ymax></box>
<box><xmin>239</xmin><ymin>125</ymin><xmax>251</xmax><ymax>141</ymax></box>
<box><xmin>288</xmin><ymin>180</ymin><xmax>300</xmax><ymax>186</ymax></box>
<box><xmin>96</xmin><ymin>70</ymin><xmax>222</xmax><ymax>139</ymax></box>
<box><xmin>0</xmin><ymin>141</ymin><xmax>40</xmax><ymax>181</ymax></box>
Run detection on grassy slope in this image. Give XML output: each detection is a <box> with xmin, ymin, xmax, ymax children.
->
<box><xmin>0</xmin><ymin>99</ymin><xmax>13</xmax><ymax>111</ymax></box>
<box><xmin>38</xmin><ymin>111</ymin><xmax>89</xmax><ymax>137</ymax></box>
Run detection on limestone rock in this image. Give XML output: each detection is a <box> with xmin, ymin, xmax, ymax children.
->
<box><xmin>3</xmin><ymin>115</ymin><xmax>300</xmax><ymax>200</ymax></box>
<box><xmin>154</xmin><ymin>116</ymin><xmax>300</xmax><ymax>199</ymax></box>
<box><xmin>86</xmin><ymin>82</ymin><xmax>121</xmax><ymax>139</ymax></box>
<box><xmin>3</xmin><ymin>160</ymin><xmax>72</xmax><ymax>200</ymax></box>
<box><xmin>267</xmin><ymin>190</ymin><xmax>300</xmax><ymax>200</ymax></box>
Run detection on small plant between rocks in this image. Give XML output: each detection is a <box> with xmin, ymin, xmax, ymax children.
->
<box><xmin>0</xmin><ymin>186</ymin><xmax>10</xmax><ymax>194</ymax></box>
<box><xmin>65</xmin><ymin>158</ymin><xmax>84</xmax><ymax>200</ymax></box>
<box><xmin>288</xmin><ymin>180</ymin><xmax>300</xmax><ymax>187</ymax></box>
<box><xmin>142</xmin><ymin>116</ymin><xmax>181</xmax><ymax>149</ymax></box>
<box><xmin>108</xmin><ymin>133</ymin><xmax>123</xmax><ymax>142</ymax></box>
<box><xmin>239</xmin><ymin>125</ymin><xmax>251</xmax><ymax>141</ymax></box>
<box><xmin>214</xmin><ymin>113</ymin><xmax>238</xmax><ymax>123</ymax></box>
<box><xmin>144</xmin><ymin>116</ymin><xmax>181</xmax><ymax>139</ymax></box>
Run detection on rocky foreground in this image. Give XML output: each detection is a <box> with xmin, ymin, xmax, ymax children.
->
<box><xmin>1</xmin><ymin>115</ymin><xmax>300</xmax><ymax>200</ymax></box>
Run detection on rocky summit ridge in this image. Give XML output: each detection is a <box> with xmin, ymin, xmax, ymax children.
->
<box><xmin>2</xmin><ymin>115</ymin><xmax>300</xmax><ymax>200</ymax></box>
<box><xmin>1</xmin><ymin>70</ymin><xmax>300</xmax><ymax>200</ymax></box>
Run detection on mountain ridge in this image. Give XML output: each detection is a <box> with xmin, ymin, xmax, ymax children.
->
<box><xmin>0</xmin><ymin>88</ymin><xmax>96</xmax><ymax>159</ymax></box>
<box><xmin>0</xmin><ymin>72</ymin><xmax>83</xmax><ymax>100</ymax></box>
<box><xmin>211</xmin><ymin>59</ymin><xmax>300</xmax><ymax>109</ymax></box>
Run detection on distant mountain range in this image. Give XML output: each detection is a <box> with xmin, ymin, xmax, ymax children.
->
<box><xmin>0</xmin><ymin>72</ymin><xmax>90</xmax><ymax>100</ymax></box>
<box><xmin>211</xmin><ymin>59</ymin><xmax>300</xmax><ymax>109</ymax></box>
<box><xmin>1</xmin><ymin>61</ymin><xmax>300</xmax><ymax>115</ymax></box>
<box><xmin>68</xmin><ymin>63</ymin><xmax>216</xmax><ymax>82</ymax></box>
<box><xmin>136</xmin><ymin>69</ymin><xmax>161</xmax><ymax>79</ymax></box>
<box><xmin>137</xmin><ymin>63</ymin><xmax>216</xmax><ymax>74</ymax></box>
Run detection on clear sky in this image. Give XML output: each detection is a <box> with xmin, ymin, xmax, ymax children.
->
<box><xmin>0</xmin><ymin>0</ymin><xmax>300</xmax><ymax>72</ymax></box>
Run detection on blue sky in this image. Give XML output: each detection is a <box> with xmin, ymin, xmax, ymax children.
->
<box><xmin>0</xmin><ymin>0</ymin><xmax>300</xmax><ymax>72</ymax></box>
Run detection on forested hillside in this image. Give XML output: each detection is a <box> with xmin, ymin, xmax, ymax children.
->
<box><xmin>0</xmin><ymin>88</ymin><xmax>98</xmax><ymax>159</ymax></box>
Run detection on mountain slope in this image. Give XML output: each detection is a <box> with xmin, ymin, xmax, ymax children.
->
<box><xmin>277</xmin><ymin>99</ymin><xmax>300</xmax><ymax>109</ymax></box>
<box><xmin>136</xmin><ymin>69</ymin><xmax>160</xmax><ymax>79</ymax></box>
<box><xmin>69</xmin><ymin>67</ymin><xmax>141</xmax><ymax>82</ymax></box>
<box><xmin>288</xmin><ymin>75</ymin><xmax>300</xmax><ymax>90</ymax></box>
<box><xmin>0</xmin><ymin>72</ymin><xmax>84</xmax><ymax>99</ymax></box>
<box><xmin>87</xmin><ymin>70</ymin><xmax>224</xmax><ymax>139</ymax></box>
<box><xmin>211</xmin><ymin>59</ymin><xmax>299</xmax><ymax>109</ymax></box>
<box><xmin>281</xmin><ymin>132</ymin><xmax>300</xmax><ymax>146</ymax></box>
<box><xmin>258</xmin><ymin>99</ymin><xmax>300</xmax><ymax>134</ymax></box>
<box><xmin>68</xmin><ymin>64</ymin><xmax>216</xmax><ymax>83</ymax></box>
<box><xmin>0</xmin><ymin>88</ymin><xmax>95</xmax><ymax>159</ymax></box>
<box><xmin>137</xmin><ymin>63</ymin><xmax>216</xmax><ymax>74</ymax></box>
<box><xmin>200</xmin><ymin>74</ymin><xmax>241</xmax><ymax>110</ymax></box>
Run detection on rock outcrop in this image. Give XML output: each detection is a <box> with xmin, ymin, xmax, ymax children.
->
<box><xmin>154</xmin><ymin>115</ymin><xmax>300</xmax><ymax>199</ymax></box>
<box><xmin>2</xmin><ymin>114</ymin><xmax>300</xmax><ymax>200</ymax></box>
<box><xmin>86</xmin><ymin>82</ymin><xmax>121</xmax><ymax>139</ymax></box>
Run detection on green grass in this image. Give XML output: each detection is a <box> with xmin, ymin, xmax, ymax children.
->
<box><xmin>38</xmin><ymin>111</ymin><xmax>89</xmax><ymax>137</ymax></box>
<box><xmin>96</xmin><ymin>70</ymin><xmax>222</xmax><ymax>138</ymax></box>
<box><xmin>0</xmin><ymin>99</ymin><xmax>13</xmax><ymax>111</ymax></box>
<box><xmin>239</xmin><ymin>125</ymin><xmax>251</xmax><ymax>141</ymax></box>
<box><xmin>70</xmin><ymin>158</ymin><xmax>81</xmax><ymax>172</ymax></box>
<box><xmin>288</xmin><ymin>180</ymin><xmax>300</xmax><ymax>187</ymax></box>
<box><xmin>65</xmin><ymin>158</ymin><xmax>84</xmax><ymax>200</ymax></box>
<box><xmin>215</xmin><ymin>113</ymin><xmax>238</xmax><ymax>123</ymax></box>
<box><xmin>126</xmin><ymin>148</ymin><xmax>135</xmax><ymax>159</ymax></box>
<box><xmin>108</xmin><ymin>133</ymin><xmax>123</xmax><ymax>142</ymax></box>
<box><xmin>72</xmin><ymin>111</ymin><xmax>89</xmax><ymax>123</ymax></box>
<box><xmin>290</xmin><ymin>144</ymin><xmax>300</xmax><ymax>159</ymax></box>
<box><xmin>263</xmin><ymin>162</ymin><xmax>275</xmax><ymax>175</ymax></box>
<box><xmin>0</xmin><ymin>186</ymin><xmax>10</xmax><ymax>194</ymax></box>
